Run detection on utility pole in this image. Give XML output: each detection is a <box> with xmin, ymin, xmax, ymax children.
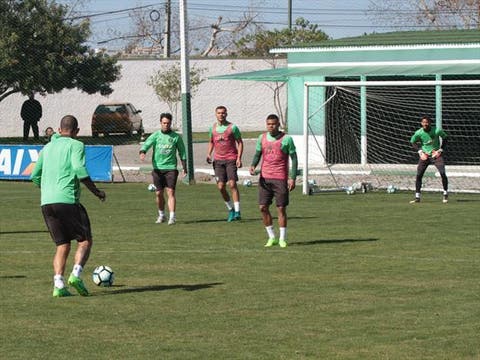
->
<box><xmin>179</xmin><ymin>0</ymin><xmax>195</xmax><ymax>184</ymax></box>
<box><xmin>288</xmin><ymin>0</ymin><xmax>292</xmax><ymax>29</ymax></box>
<box><xmin>164</xmin><ymin>0</ymin><xmax>171</xmax><ymax>57</ymax></box>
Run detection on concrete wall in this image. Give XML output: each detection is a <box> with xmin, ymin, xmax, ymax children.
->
<box><xmin>0</xmin><ymin>58</ymin><xmax>286</xmax><ymax>137</ymax></box>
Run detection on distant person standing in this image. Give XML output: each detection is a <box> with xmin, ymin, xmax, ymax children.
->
<box><xmin>249</xmin><ymin>114</ymin><xmax>298</xmax><ymax>248</ymax></box>
<box><xmin>410</xmin><ymin>115</ymin><xmax>449</xmax><ymax>204</ymax></box>
<box><xmin>206</xmin><ymin>105</ymin><xmax>244</xmax><ymax>222</ymax></box>
<box><xmin>140</xmin><ymin>113</ymin><xmax>187</xmax><ymax>225</ymax></box>
<box><xmin>31</xmin><ymin>115</ymin><xmax>106</xmax><ymax>297</ymax></box>
<box><xmin>21</xmin><ymin>93</ymin><xmax>42</xmax><ymax>141</ymax></box>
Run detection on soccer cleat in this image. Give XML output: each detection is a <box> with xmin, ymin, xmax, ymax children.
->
<box><xmin>279</xmin><ymin>239</ymin><xmax>288</xmax><ymax>248</ymax></box>
<box><xmin>67</xmin><ymin>274</ymin><xmax>89</xmax><ymax>296</ymax></box>
<box><xmin>168</xmin><ymin>218</ymin><xmax>176</xmax><ymax>225</ymax></box>
<box><xmin>264</xmin><ymin>238</ymin><xmax>278</xmax><ymax>247</ymax></box>
<box><xmin>234</xmin><ymin>211</ymin><xmax>241</xmax><ymax>221</ymax></box>
<box><xmin>53</xmin><ymin>287</ymin><xmax>72</xmax><ymax>298</ymax></box>
<box><xmin>155</xmin><ymin>215</ymin><xmax>166</xmax><ymax>224</ymax></box>
<box><xmin>409</xmin><ymin>198</ymin><xmax>420</xmax><ymax>204</ymax></box>
<box><xmin>442</xmin><ymin>194</ymin><xmax>448</xmax><ymax>204</ymax></box>
<box><xmin>227</xmin><ymin>209</ymin><xmax>236</xmax><ymax>222</ymax></box>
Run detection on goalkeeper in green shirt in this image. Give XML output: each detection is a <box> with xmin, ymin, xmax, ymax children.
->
<box><xmin>410</xmin><ymin>115</ymin><xmax>449</xmax><ymax>204</ymax></box>
<box><xmin>31</xmin><ymin>115</ymin><xmax>106</xmax><ymax>298</ymax></box>
<box><xmin>140</xmin><ymin>113</ymin><xmax>187</xmax><ymax>225</ymax></box>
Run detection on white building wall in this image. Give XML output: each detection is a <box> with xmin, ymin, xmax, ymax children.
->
<box><xmin>0</xmin><ymin>58</ymin><xmax>286</xmax><ymax>137</ymax></box>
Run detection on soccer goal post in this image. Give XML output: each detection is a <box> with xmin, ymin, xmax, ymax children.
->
<box><xmin>301</xmin><ymin>77</ymin><xmax>480</xmax><ymax>195</ymax></box>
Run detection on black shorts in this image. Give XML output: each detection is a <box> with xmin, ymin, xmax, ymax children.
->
<box><xmin>213</xmin><ymin>160</ymin><xmax>238</xmax><ymax>183</ymax></box>
<box><xmin>41</xmin><ymin>203</ymin><xmax>92</xmax><ymax>246</ymax></box>
<box><xmin>152</xmin><ymin>169</ymin><xmax>179</xmax><ymax>190</ymax></box>
<box><xmin>258</xmin><ymin>177</ymin><xmax>289</xmax><ymax>207</ymax></box>
<box><xmin>417</xmin><ymin>155</ymin><xmax>446</xmax><ymax>175</ymax></box>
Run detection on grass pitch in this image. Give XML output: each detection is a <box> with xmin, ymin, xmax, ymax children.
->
<box><xmin>1</xmin><ymin>181</ymin><xmax>479</xmax><ymax>359</ymax></box>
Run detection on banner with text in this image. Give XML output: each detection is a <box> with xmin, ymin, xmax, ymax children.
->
<box><xmin>0</xmin><ymin>145</ymin><xmax>113</xmax><ymax>181</ymax></box>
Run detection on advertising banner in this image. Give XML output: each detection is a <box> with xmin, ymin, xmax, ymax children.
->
<box><xmin>0</xmin><ymin>145</ymin><xmax>113</xmax><ymax>182</ymax></box>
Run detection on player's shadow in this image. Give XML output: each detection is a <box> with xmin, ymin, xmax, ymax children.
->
<box><xmin>291</xmin><ymin>238</ymin><xmax>379</xmax><ymax>246</ymax></box>
<box><xmin>184</xmin><ymin>215</ymin><xmax>317</xmax><ymax>224</ymax></box>
<box><xmin>0</xmin><ymin>275</ymin><xmax>27</xmax><ymax>279</ymax></box>
<box><xmin>0</xmin><ymin>230</ymin><xmax>49</xmax><ymax>235</ymax></box>
<box><xmin>97</xmin><ymin>282</ymin><xmax>223</xmax><ymax>296</ymax></box>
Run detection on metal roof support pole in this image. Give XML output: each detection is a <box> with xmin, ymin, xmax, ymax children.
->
<box><xmin>435</xmin><ymin>74</ymin><xmax>443</xmax><ymax>128</ymax></box>
<box><xmin>302</xmin><ymin>83</ymin><xmax>309</xmax><ymax>195</ymax></box>
<box><xmin>360</xmin><ymin>75</ymin><xmax>367</xmax><ymax>165</ymax></box>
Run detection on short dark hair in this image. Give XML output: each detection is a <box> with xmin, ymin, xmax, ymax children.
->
<box><xmin>215</xmin><ymin>105</ymin><xmax>227</xmax><ymax>112</ymax></box>
<box><xmin>421</xmin><ymin>115</ymin><xmax>432</xmax><ymax>123</ymax></box>
<box><xmin>266</xmin><ymin>114</ymin><xmax>279</xmax><ymax>122</ymax></box>
<box><xmin>160</xmin><ymin>113</ymin><xmax>172</xmax><ymax>121</ymax></box>
<box><xmin>60</xmin><ymin>115</ymin><xmax>78</xmax><ymax>131</ymax></box>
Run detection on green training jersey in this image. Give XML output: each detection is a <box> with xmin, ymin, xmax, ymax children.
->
<box><xmin>410</xmin><ymin>125</ymin><xmax>447</xmax><ymax>155</ymax></box>
<box><xmin>141</xmin><ymin>130</ymin><xmax>186</xmax><ymax>170</ymax></box>
<box><xmin>208</xmin><ymin>122</ymin><xmax>242</xmax><ymax>140</ymax></box>
<box><xmin>30</xmin><ymin>136</ymin><xmax>90</xmax><ymax>205</ymax></box>
<box><xmin>255</xmin><ymin>132</ymin><xmax>296</xmax><ymax>155</ymax></box>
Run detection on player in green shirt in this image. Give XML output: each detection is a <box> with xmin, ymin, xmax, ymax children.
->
<box><xmin>31</xmin><ymin>115</ymin><xmax>106</xmax><ymax>297</ymax></box>
<box><xmin>249</xmin><ymin>114</ymin><xmax>298</xmax><ymax>248</ymax></box>
<box><xmin>140</xmin><ymin>113</ymin><xmax>187</xmax><ymax>225</ymax></box>
<box><xmin>409</xmin><ymin>115</ymin><xmax>449</xmax><ymax>204</ymax></box>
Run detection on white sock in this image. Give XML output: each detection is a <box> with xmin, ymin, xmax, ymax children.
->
<box><xmin>234</xmin><ymin>202</ymin><xmax>240</xmax><ymax>212</ymax></box>
<box><xmin>54</xmin><ymin>274</ymin><xmax>65</xmax><ymax>289</ymax></box>
<box><xmin>415</xmin><ymin>192</ymin><xmax>421</xmax><ymax>198</ymax></box>
<box><xmin>225</xmin><ymin>201</ymin><xmax>233</xmax><ymax>211</ymax></box>
<box><xmin>169</xmin><ymin>212</ymin><xmax>176</xmax><ymax>220</ymax></box>
<box><xmin>158</xmin><ymin>210</ymin><xmax>165</xmax><ymax>217</ymax></box>
<box><xmin>72</xmin><ymin>264</ymin><xmax>83</xmax><ymax>278</ymax></box>
<box><xmin>443</xmin><ymin>191</ymin><xmax>448</xmax><ymax>196</ymax></box>
<box><xmin>279</xmin><ymin>227</ymin><xmax>287</xmax><ymax>241</ymax></box>
<box><xmin>266</xmin><ymin>226</ymin><xmax>275</xmax><ymax>239</ymax></box>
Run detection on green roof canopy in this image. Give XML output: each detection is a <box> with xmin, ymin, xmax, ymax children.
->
<box><xmin>211</xmin><ymin>30</ymin><xmax>480</xmax><ymax>82</ymax></box>
<box><xmin>210</xmin><ymin>63</ymin><xmax>480</xmax><ymax>82</ymax></box>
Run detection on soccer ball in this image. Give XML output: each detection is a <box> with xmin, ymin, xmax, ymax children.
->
<box><xmin>92</xmin><ymin>265</ymin><xmax>115</xmax><ymax>287</ymax></box>
<box><xmin>386</xmin><ymin>185</ymin><xmax>397</xmax><ymax>194</ymax></box>
<box><xmin>242</xmin><ymin>179</ymin><xmax>252</xmax><ymax>187</ymax></box>
<box><xmin>147</xmin><ymin>183</ymin><xmax>157</xmax><ymax>192</ymax></box>
<box><xmin>345</xmin><ymin>186</ymin><xmax>356</xmax><ymax>195</ymax></box>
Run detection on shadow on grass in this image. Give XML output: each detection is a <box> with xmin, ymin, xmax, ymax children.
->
<box><xmin>183</xmin><ymin>215</ymin><xmax>317</xmax><ymax>224</ymax></box>
<box><xmin>0</xmin><ymin>230</ymin><xmax>49</xmax><ymax>235</ymax></box>
<box><xmin>456</xmin><ymin>199</ymin><xmax>480</xmax><ymax>202</ymax></box>
<box><xmin>291</xmin><ymin>238</ymin><xmax>378</xmax><ymax>246</ymax></box>
<box><xmin>0</xmin><ymin>275</ymin><xmax>27</xmax><ymax>279</ymax></box>
<box><xmin>96</xmin><ymin>282</ymin><xmax>224</xmax><ymax>296</ymax></box>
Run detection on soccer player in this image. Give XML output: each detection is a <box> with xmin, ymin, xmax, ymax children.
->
<box><xmin>140</xmin><ymin>113</ymin><xmax>187</xmax><ymax>225</ymax></box>
<box><xmin>31</xmin><ymin>115</ymin><xmax>106</xmax><ymax>297</ymax></box>
<box><xmin>206</xmin><ymin>105</ymin><xmax>244</xmax><ymax>222</ymax></box>
<box><xmin>410</xmin><ymin>115</ymin><xmax>449</xmax><ymax>203</ymax></box>
<box><xmin>249</xmin><ymin>114</ymin><xmax>298</xmax><ymax>248</ymax></box>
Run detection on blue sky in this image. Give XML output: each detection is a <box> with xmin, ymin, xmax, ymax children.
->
<box><xmin>65</xmin><ymin>0</ymin><xmax>382</xmax><ymax>50</ymax></box>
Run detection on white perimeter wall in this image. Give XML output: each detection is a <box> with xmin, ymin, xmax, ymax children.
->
<box><xmin>0</xmin><ymin>58</ymin><xmax>286</xmax><ymax>137</ymax></box>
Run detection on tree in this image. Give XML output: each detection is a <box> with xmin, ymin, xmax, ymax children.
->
<box><xmin>234</xmin><ymin>18</ymin><xmax>329</xmax><ymax>128</ymax></box>
<box><xmin>368</xmin><ymin>0</ymin><xmax>480</xmax><ymax>30</ymax></box>
<box><xmin>200</xmin><ymin>14</ymin><xmax>257</xmax><ymax>57</ymax></box>
<box><xmin>0</xmin><ymin>0</ymin><xmax>121</xmax><ymax>102</ymax></box>
<box><xmin>147</xmin><ymin>63</ymin><xmax>205</xmax><ymax>128</ymax></box>
<box><xmin>235</xmin><ymin>18</ymin><xmax>329</xmax><ymax>57</ymax></box>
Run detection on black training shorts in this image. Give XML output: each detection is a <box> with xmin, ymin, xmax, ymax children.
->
<box><xmin>258</xmin><ymin>177</ymin><xmax>289</xmax><ymax>207</ymax></box>
<box><xmin>41</xmin><ymin>203</ymin><xmax>92</xmax><ymax>246</ymax></box>
<box><xmin>213</xmin><ymin>159</ymin><xmax>238</xmax><ymax>183</ymax></box>
<box><xmin>152</xmin><ymin>169</ymin><xmax>179</xmax><ymax>190</ymax></box>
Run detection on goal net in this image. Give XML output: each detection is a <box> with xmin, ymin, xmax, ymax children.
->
<box><xmin>304</xmin><ymin>78</ymin><xmax>480</xmax><ymax>194</ymax></box>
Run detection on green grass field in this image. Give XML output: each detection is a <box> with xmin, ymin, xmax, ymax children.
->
<box><xmin>1</xmin><ymin>181</ymin><xmax>479</xmax><ymax>359</ymax></box>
